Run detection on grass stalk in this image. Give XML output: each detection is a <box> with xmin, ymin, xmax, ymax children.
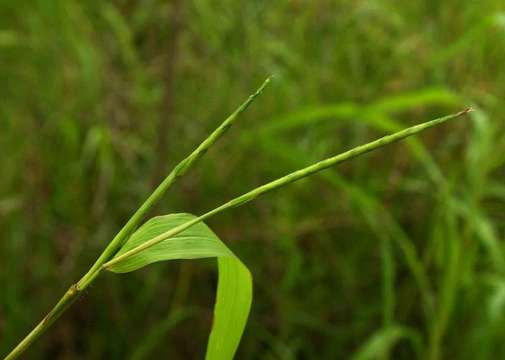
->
<box><xmin>105</xmin><ymin>108</ymin><xmax>471</xmax><ymax>269</ymax></box>
<box><xmin>4</xmin><ymin>77</ymin><xmax>271</xmax><ymax>360</ymax></box>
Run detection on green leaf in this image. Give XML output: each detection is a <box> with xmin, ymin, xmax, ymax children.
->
<box><xmin>107</xmin><ymin>213</ymin><xmax>252</xmax><ymax>360</ymax></box>
<box><xmin>351</xmin><ymin>325</ymin><xmax>421</xmax><ymax>360</ymax></box>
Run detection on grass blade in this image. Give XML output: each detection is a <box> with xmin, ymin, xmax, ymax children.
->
<box><xmin>108</xmin><ymin>213</ymin><xmax>252</xmax><ymax>360</ymax></box>
<box><xmin>351</xmin><ymin>325</ymin><xmax>421</xmax><ymax>360</ymax></box>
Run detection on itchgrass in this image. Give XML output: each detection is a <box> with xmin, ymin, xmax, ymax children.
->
<box><xmin>4</xmin><ymin>77</ymin><xmax>271</xmax><ymax>360</ymax></box>
<box><xmin>3</xmin><ymin>2</ymin><xmax>505</xmax><ymax>359</ymax></box>
<box><xmin>4</xmin><ymin>73</ymin><xmax>471</xmax><ymax>359</ymax></box>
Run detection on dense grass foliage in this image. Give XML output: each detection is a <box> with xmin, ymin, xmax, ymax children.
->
<box><xmin>1</xmin><ymin>0</ymin><xmax>505</xmax><ymax>358</ymax></box>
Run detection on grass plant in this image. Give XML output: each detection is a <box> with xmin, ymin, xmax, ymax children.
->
<box><xmin>4</xmin><ymin>75</ymin><xmax>470</xmax><ymax>358</ymax></box>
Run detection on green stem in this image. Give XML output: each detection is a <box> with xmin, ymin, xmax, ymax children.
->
<box><xmin>4</xmin><ymin>77</ymin><xmax>271</xmax><ymax>360</ymax></box>
<box><xmin>105</xmin><ymin>108</ymin><xmax>471</xmax><ymax>269</ymax></box>
<box><xmin>78</xmin><ymin>76</ymin><xmax>271</xmax><ymax>290</ymax></box>
<box><xmin>3</xmin><ymin>286</ymin><xmax>79</xmax><ymax>360</ymax></box>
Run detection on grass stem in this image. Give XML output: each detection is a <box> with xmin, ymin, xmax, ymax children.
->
<box><xmin>4</xmin><ymin>77</ymin><xmax>271</xmax><ymax>360</ymax></box>
<box><xmin>105</xmin><ymin>108</ymin><xmax>471</xmax><ymax>269</ymax></box>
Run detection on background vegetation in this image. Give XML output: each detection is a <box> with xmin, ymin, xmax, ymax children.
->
<box><xmin>1</xmin><ymin>0</ymin><xmax>505</xmax><ymax>358</ymax></box>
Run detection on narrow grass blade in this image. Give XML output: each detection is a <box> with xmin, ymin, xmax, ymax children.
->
<box><xmin>108</xmin><ymin>213</ymin><xmax>252</xmax><ymax>360</ymax></box>
<box><xmin>351</xmin><ymin>325</ymin><xmax>421</xmax><ymax>360</ymax></box>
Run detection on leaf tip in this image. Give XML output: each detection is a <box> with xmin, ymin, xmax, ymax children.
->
<box><xmin>459</xmin><ymin>107</ymin><xmax>474</xmax><ymax>116</ymax></box>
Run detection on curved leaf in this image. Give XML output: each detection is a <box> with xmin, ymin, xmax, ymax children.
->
<box><xmin>351</xmin><ymin>325</ymin><xmax>421</xmax><ymax>360</ymax></box>
<box><xmin>108</xmin><ymin>213</ymin><xmax>252</xmax><ymax>360</ymax></box>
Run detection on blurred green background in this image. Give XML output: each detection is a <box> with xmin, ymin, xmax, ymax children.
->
<box><xmin>1</xmin><ymin>0</ymin><xmax>505</xmax><ymax>359</ymax></box>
